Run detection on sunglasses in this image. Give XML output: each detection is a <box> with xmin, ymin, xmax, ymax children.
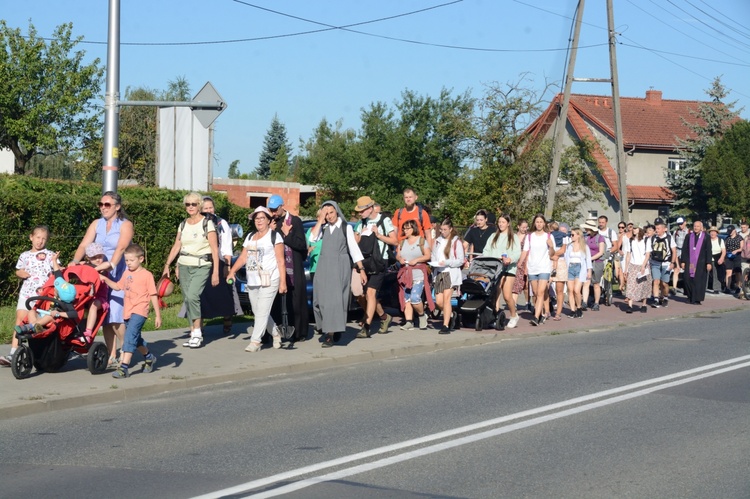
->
<box><xmin>185</xmin><ymin>202</ymin><xmax>199</xmax><ymax>207</ymax></box>
<box><xmin>97</xmin><ymin>202</ymin><xmax>113</xmax><ymax>209</ymax></box>
<box><xmin>618</xmin><ymin>226</ymin><xmax>626</xmax><ymax>229</ymax></box>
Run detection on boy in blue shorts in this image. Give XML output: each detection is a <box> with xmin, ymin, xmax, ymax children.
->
<box><xmin>100</xmin><ymin>243</ymin><xmax>161</xmax><ymax>378</ymax></box>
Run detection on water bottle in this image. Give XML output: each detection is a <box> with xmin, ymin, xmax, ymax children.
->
<box><xmin>226</xmin><ymin>278</ymin><xmax>234</xmax><ymax>285</ymax></box>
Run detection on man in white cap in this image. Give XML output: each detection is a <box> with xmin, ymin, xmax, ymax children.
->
<box><xmin>267</xmin><ymin>194</ymin><xmax>309</xmax><ymax>343</ymax></box>
<box><xmin>353</xmin><ymin>195</ymin><xmax>397</xmax><ymax>337</ymax></box>
<box><xmin>671</xmin><ymin>217</ymin><xmax>689</xmax><ymax>294</ymax></box>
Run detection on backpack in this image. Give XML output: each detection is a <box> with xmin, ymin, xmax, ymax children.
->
<box><xmin>179</xmin><ymin>213</ymin><xmax>223</xmax><ymax>240</ymax></box>
<box><xmin>649</xmin><ymin>234</ymin><xmax>673</xmax><ymax>262</ymax></box>
<box><xmin>742</xmin><ymin>237</ymin><xmax>750</xmax><ymax>259</ymax></box>
<box><xmin>357</xmin><ymin>218</ymin><xmax>389</xmax><ymax>275</ymax></box>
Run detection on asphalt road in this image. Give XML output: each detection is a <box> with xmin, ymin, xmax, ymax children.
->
<box><xmin>2</xmin><ymin>309</ymin><xmax>749</xmax><ymax>498</ymax></box>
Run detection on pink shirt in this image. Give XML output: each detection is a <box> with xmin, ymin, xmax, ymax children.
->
<box><xmin>116</xmin><ymin>267</ymin><xmax>157</xmax><ymax>319</ymax></box>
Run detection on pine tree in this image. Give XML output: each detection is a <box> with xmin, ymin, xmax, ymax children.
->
<box><xmin>227</xmin><ymin>159</ymin><xmax>240</xmax><ymax>178</ymax></box>
<box><xmin>668</xmin><ymin>77</ymin><xmax>740</xmax><ymax>216</ymax></box>
<box><xmin>257</xmin><ymin>114</ymin><xmax>292</xmax><ymax>179</ymax></box>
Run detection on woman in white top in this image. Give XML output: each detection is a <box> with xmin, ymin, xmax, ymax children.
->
<box><xmin>227</xmin><ymin>206</ymin><xmax>287</xmax><ymax>352</ymax></box>
<box><xmin>519</xmin><ymin>214</ymin><xmax>556</xmax><ymax>326</ymax></box>
<box><xmin>482</xmin><ymin>214</ymin><xmax>522</xmax><ymax>329</ymax></box>
<box><xmin>623</xmin><ymin>225</ymin><xmax>651</xmax><ymax>313</ymax></box>
<box><xmin>564</xmin><ymin>228</ymin><xmax>592</xmax><ymax>318</ymax></box>
<box><xmin>432</xmin><ymin>218</ymin><xmax>465</xmax><ymax>334</ymax></box>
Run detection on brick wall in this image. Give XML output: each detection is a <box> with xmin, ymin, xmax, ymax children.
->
<box><xmin>211</xmin><ymin>178</ymin><xmax>316</xmax><ymax>214</ymax></box>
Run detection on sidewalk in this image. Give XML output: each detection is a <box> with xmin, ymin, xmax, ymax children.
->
<box><xmin>2</xmin><ymin>292</ymin><xmax>748</xmax><ymax>420</ymax></box>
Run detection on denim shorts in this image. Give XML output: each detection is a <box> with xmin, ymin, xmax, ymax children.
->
<box><xmin>403</xmin><ymin>280</ymin><xmax>425</xmax><ymax>304</ymax></box>
<box><xmin>567</xmin><ymin>262</ymin><xmax>582</xmax><ymax>280</ymax></box>
<box><xmin>650</xmin><ymin>261</ymin><xmax>672</xmax><ymax>282</ymax></box>
<box><xmin>528</xmin><ymin>273</ymin><xmax>551</xmax><ymax>282</ymax></box>
<box><xmin>122</xmin><ymin>313</ymin><xmax>148</xmax><ymax>354</ymax></box>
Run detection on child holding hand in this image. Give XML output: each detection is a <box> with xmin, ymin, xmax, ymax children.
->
<box><xmin>100</xmin><ymin>244</ymin><xmax>161</xmax><ymax>378</ymax></box>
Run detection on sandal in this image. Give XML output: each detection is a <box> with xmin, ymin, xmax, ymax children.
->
<box><xmin>553</xmin><ymin>315</ymin><xmax>562</xmax><ymax>321</ymax></box>
<box><xmin>107</xmin><ymin>356</ymin><xmax>119</xmax><ymax>369</ymax></box>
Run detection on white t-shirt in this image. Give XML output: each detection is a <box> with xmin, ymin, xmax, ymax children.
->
<box><xmin>622</xmin><ymin>237</ymin><xmax>648</xmax><ymax>266</ymax></box>
<box><xmin>526</xmin><ymin>232</ymin><xmax>557</xmax><ymax>275</ymax></box>
<box><xmin>242</xmin><ymin>230</ymin><xmax>284</xmax><ymax>285</ymax></box>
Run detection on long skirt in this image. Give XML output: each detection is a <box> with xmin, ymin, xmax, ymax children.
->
<box><xmin>625</xmin><ymin>262</ymin><xmax>652</xmax><ymax>302</ymax></box>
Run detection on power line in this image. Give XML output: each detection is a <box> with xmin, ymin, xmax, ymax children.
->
<box><xmin>665</xmin><ymin>0</ymin><xmax>750</xmax><ymax>51</ymax></box>
<box><xmin>624</xmin><ymin>0</ymin><xmax>750</xmax><ymax>65</ymax></box>
<box><xmin>682</xmin><ymin>0</ymin><xmax>750</xmax><ymax>41</ymax></box>
<box><xmin>696</xmin><ymin>0</ymin><xmax>750</xmax><ymax>39</ymax></box>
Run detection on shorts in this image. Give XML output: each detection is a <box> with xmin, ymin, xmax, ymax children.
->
<box><xmin>403</xmin><ymin>280</ymin><xmax>425</xmax><ymax>304</ymax></box>
<box><xmin>567</xmin><ymin>262</ymin><xmax>582</xmax><ymax>281</ymax></box>
<box><xmin>528</xmin><ymin>273</ymin><xmax>551</xmax><ymax>282</ymax></box>
<box><xmin>433</xmin><ymin>272</ymin><xmax>455</xmax><ymax>294</ymax></box>
<box><xmin>724</xmin><ymin>255</ymin><xmax>737</xmax><ymax>271</ymax></box>
<box><xmin>591</xmin><ymin>260</ymin><xmax>604</xmax><ymax>283</ymax></box>
<box><xmin>552</xmin><ymin>259</ymin><xmax>568</xmax><ymax>282</ymax></box>
<box><xmin>365</xmin><ymin>271</ymin><xmax>386</xmax><ymax>291</ymax></box>
<box><xmin>650</xmin><ymin>261</ymin><xmax>672</xmax><ymax>282</ymax></box>
<box><xmin>122</xmin><ymin>313</ymin><xmax>148</xmax><ymax>354</ymax></box>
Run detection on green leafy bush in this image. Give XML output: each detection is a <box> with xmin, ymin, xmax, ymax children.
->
<box><xmin>0</xmin><ymin>174</ymin><xmax>252</xmax><ymax>306</ymax></box>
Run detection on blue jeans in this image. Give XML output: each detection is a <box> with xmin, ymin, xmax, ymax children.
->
<box><xmin>567</xmin><ymin>262</ymin><xmax>582</xmax><ymax>280</ymax></box>
<box><xmin>403</xmin><ymin>280</ymin><xmax>425</xmax><ymax>304</ymax></box>
<box><xmin>122</xmin><ymin>314</ymin><xmax>148</xmax><ymax>354</ymax></box>
<box><xmin>650</xmin><ymin>261</ymin><xmax>672</xmax><ymax>282</ymax></box>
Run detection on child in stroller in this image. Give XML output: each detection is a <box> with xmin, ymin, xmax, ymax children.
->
<box><xmin>459</xmin><ymin>256</ymin><xmax>504</xmax><ymax>331</ymax></box>
<box><xmin>10</xmin><ymin>261</ymin><xmax>109</xmax><ymax>379</ymax></box>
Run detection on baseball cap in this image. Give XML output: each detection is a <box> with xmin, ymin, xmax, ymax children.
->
<box><xmin>85</xmin><ymin>242</ymin><xmax>105</xmax><ymax>259</ymax></box>
<box><xmin>267</xmin><ymin>195</ymin><xmax>284</xmax><ymax>210</ymax></box>
<box><xmin>675</xmin><ymin>217</ymin><xmax>685</xmax><ymax>224</ymax></box>
<box><xmin>54</xmin><ymin>277</ymin><xmax>76</xmax><ymax>303</ymax></box>
<box><xmin>654</xmin><ymin>217</ymin><xmax>666</xmax><ymax>226</ymax></box>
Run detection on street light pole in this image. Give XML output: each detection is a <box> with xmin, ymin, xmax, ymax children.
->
<box><xmin>102</xmin><ymin>0</ymin><xmax>120</xmax><ymax>195</ymax></box>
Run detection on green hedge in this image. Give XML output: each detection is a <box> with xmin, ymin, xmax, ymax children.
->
<box><xmin>0</xmin><ymin>174</ymin><xmax>252</xmax><ymax>306</ymax></box>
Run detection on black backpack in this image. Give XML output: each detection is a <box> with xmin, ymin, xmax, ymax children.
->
<box><xmin>357</xmin><ymin>218</ymin><xmax>389</xmax><ymax>275</ymax></box>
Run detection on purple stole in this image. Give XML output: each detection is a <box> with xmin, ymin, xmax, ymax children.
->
<box><xmin>688</xmin><ymin>232</ymin><xmax>704</xmax><ymax>278</ymax></box>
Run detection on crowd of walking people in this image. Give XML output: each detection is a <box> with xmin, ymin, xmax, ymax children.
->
<box><xmin>3</xmin><ymin>188</ymin><xmax>750</xmax><ymax>374</ymax></box>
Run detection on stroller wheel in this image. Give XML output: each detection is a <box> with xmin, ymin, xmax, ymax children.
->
<box><xmin>11</xmin><ymin>345</ymin><xmax>33</xmax><ymax>380</ymax></box>
<box><xmin>87</xmin><ymin>342</ymin><xmax>109</xmax><ymax>375</ymax></box>
<box><xmin>495</xmin><ymin>311</ymin><xmax>506</xmax><ymax>331</ymax></box>
<box><xmin>475</xmin><ymin>314</ymin><xmax>482</xmax><ymax>331</ymax></box>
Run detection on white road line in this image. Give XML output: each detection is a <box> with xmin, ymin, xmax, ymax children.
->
<box><xmin>193</xmin><ymin>355</ymin><xmax>750</xmax><ymax>499</ymax></box>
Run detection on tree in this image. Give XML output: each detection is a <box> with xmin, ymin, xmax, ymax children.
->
<box><xmin>444</xmin><ymin>76</ymin><xmax>602</xmax><ymax>224</ymax></box>
<box><xmin>257</xmin><ymin>114</ymin><xmax>292</xmax><ymax>179</ymax></box>
<box><xmin>268</xmin><ymin>145</ymin><xmax>291</xmax><ymax>181</ymax></box>
<box><xmin>668</xmin><ymin>77</ymin><xmax>741</xmax><ymax>216</ymax></box>
<box><xmin>164</xmin><ymin>75</ymin><xmax>191</xmax><ymax>101</ymax></box>
<box><xmin>227</xmin><ymin>159</ymin><xmax>240</xmax><ymax>178</ymax></box>
<box><xmin>701</xmin><ymin>120</ymin><xmax>750</xmax><ymax>219</ymax></box>
<box><xmin>0</xmin><ymin>21</ymin><xmax>104</xmax><ymax>175</ymax></box>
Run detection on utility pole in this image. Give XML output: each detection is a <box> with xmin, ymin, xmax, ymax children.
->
<box><xmin>545</xmin><ymin>0</ymin><xmax>585</xmax><ymax>221</ymax></box>
<box><xmin>102</xmin><ymin>0</ymin><xmax>120</xmax><ymax>195</ymax></box>
<box><xmin>607</xmin><ymin>0</ymin><xmax>629</xmax><ymax>221</ymax></box>
<box><xmin>545</xmin><ymin>0</ymin><xmax>629</xmax><ymax>222</ymax></box>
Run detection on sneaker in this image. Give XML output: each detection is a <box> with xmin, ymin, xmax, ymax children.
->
<box><xmin>669</xmin><ymin>288</ymin><xmax>677</xmax><ymax>296</ymax></box>
<box><xmin>506</xmin><ymin>315</ymin><xmax>520</xmax><ymax>329</ymax></box>
<box><xmin>272</xmin><ymin>334</ymin><xmax>282</xmax><ymax>349</ymax></box>
<box><xmin>183</xmin><ymin>331</ymin><xmax>203</xmax><ymax>348</ymax></box>
<box><xmin>449</xmin><ymin>311</ymin><xmax>458</xmax><ymax>330</ymax></box>
<box><xmin>378</xmin><ymin>314</ymin><xmax>392</xmax><ymax>334</ymax></box>
<box><xmin>661</xmin><ymin>298</ymin><xmax>668</xmax><ymax>308</ymax></box>
<box><xmin>111</xmin><ymin>367</ymin><xmax>130</xmax><ymax>379</ymax></box>
<box><xmin>356</xmin><ymin>323</ymin><xmax>371</xmax><ymax>339</ymax></box>
<box><xmin>641</xmin><ymin>305</ymin><xmax>648</xmax><ymax>313</ymax></box>
<box><xmin>142</xmin><ymin>355</ymin><xmax>157</xmax><ymax>373</ymax></box>
<box><xmin>400</xmin><ymin>321</ymin><xmax>415</xmax><ymax>331</ymax></box>
<box><xmin>245</xmin><ymin>342</ymin><xmax>261</xmax><ymax>352</ymax></box>
<box><xmin>418</xmin><ymin>314</ymin><xmax>428</xmax><ymax>330</ymax></box>
<box><xmin>0</xmin><ymin>355</ymin><xmax>11</xmax><ymax>367</ymax></box>
<box><xmin>539</xmin><ymin>315</ymin><xmax>547</xmax><ymax>325</ymax></box>
<box><xmin>580</xmin><ymin>303</ymin><xmax>587</xmax><ymax>311</ymax></box>
<box><xmin>530</xmin><ymin>316</ymin><xmax>539</xmax><ymax>327</ymax></box>
<box><xmin>651</xmin><ymin>299</ymin><xmax>660</xmax><ymax>308</ymax></box>
<box><xmin>591</xmin><ymin>304</ymin><xmax>600</xmax><ymax>311</ymax></box>
<box><xmin>626</xmin><ymin>305</ymin><xmax>633</xmax><ymax>314</ymax></box>
<box><xmin>438</xmin><ymin>325</ymin><xmax>451</xmax><ymax>334</ymax></box>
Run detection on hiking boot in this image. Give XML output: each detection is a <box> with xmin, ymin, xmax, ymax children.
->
<box><xmin>400</xmin><ymin>321</ymin><xmax>415</xmax><ymax>331</ymax></box>
<box><xmin>378</xmin><ymin>314</ymin><xmax>392</xmax><ymax>334</ymax></box>
<box><xmin>356</xmin><ymin>323</ymin><xmax>371</xmax><ymax>338</ymax></box>
<box><xmin>418</xmin><ymin>314</ymin><xmax>428</xmax><ymax>330</ymax></box>
<box><xmin>111</xmin><ymin>367</ymin><xmax>130</xmax><ymax>379</ymax></box>
<box><xmin>142</xmin><ymin>355</ymin><xmax>157</xmax><ymax>373</ymax></box>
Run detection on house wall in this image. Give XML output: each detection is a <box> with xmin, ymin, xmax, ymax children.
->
<box><xmin>627</xmin><ymin>150</ymin><xmax>672</xmax><ymax>186</ymax></box>
<box><xmin>211</xmin><ymin>178</ymin><xmax>316</xmax><ymax>215</ymax></box>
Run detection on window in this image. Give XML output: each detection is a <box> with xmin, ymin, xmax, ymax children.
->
<box><xmin>588</xmin><ymin>210</ymin><xmax>598</xmax><ymax>219</ymax></box>
<box><xmin>668</xmin><ymin>158</ymin><xmax>684</xmax><ymax>171</ymax></box>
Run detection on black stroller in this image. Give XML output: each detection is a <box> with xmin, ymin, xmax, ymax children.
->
<box><xmin>459</xmin><ymin>256</ymin><xmax>504</xmax><ymax>331</ymax></box>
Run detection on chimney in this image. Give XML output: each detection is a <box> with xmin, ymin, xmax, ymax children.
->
<box><xmin>645</xmin><ymin>90</ymin><xmax>662</xmax><ymax>105</ymax></box>
<box><xmin>594</xmin><ymin>98</ymin><xmax>599</xmax><ymax>106</ymax></box>
<box><xmin>603</xmin><ymin>98</ymin><xmax>609</xmax><ymax>108</ymax></box>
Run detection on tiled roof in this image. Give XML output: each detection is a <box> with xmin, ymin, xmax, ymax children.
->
<box><xmin>524</xmin><ymin>90</ymin><xmax>709</xmax><ymax>202</ymax></box>
<box><xmin>569</xmin><ymin>90</ymin><xmax>703</xmax><ymax>149</ymax></box>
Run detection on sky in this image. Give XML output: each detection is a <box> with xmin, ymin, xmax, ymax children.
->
<box><xmin>4</xmin><ymin>0</ymin><xmax>750</xmax><ymax>178</ymax></box>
